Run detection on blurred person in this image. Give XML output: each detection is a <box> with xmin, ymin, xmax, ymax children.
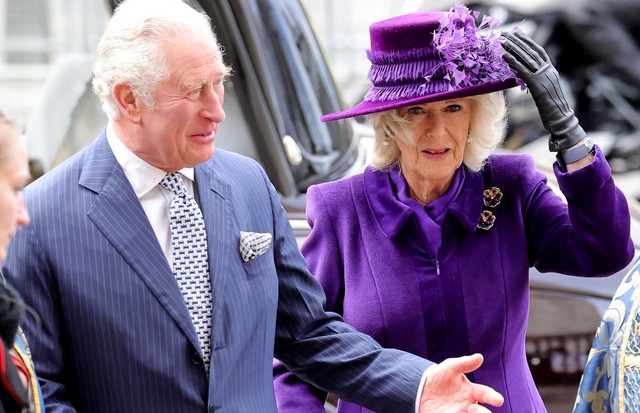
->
<box><xmin>0</xmin><ymin>112</ymin><xmax>44</xmax><ymax>412</ymax></box>
<box><xmin>1</xmin><ymin>0</ymin><xmax>505</xmax><ymax>412</ymax></box>
<box><xmin>26</xmin><ymin>159</ymin><xmax>45</xmax><ymax>185</ymax></box>
<box><xmin>573</xmin><ymin>256</ymin><xmax>640</xmax><ymax>412</ymax></box>
<box><xmin>564</xmin><ymin>0</ymin><xmax>640</xmax><ymax>88</ymax></box>
<box><xmin>273</xmin><ymin>5</ymin><xmax>635</xmax><ymax>413</ymax></box>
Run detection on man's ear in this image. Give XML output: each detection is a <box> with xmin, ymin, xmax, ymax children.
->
<box><xmin>113</xmin><ymin>81</ymin><xmax>142</xmax><ymax>123</ymax></box>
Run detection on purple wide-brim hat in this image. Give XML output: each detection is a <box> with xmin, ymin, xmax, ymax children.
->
<box><xmin>321</xmin><ymin>6</ymin><xmax>520</xmax><ymax>122</ymax></box>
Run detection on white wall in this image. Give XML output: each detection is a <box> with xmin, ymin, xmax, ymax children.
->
<box><xmin>0</xmin><ymin>0</ymin><xmax>108</xmax><ymax>128</ymax></box>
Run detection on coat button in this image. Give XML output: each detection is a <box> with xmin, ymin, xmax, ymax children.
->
<box><xmin>208</xmin><ymin>405</ymin><xmax>219</xmax><ymax>413</ymax></box>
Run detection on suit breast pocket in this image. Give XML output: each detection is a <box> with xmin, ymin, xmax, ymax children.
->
<box><xmin>242</xmin><ymin>250</ymin><xmax>276</xmax><ymax>280</ymax></box>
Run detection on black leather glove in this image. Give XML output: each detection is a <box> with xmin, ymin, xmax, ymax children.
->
<box><xmin>501</xmin><ymin>30</ymin><xmax>585</xmax><ymax>152</ymax></box>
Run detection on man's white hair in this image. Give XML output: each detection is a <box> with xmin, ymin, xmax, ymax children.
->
<box><xmin>92</xmin><ymin>0</ymin><xmax>230</xmax><ymax>119</ymax></box>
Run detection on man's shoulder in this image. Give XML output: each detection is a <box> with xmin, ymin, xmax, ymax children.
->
<box><xmin>210</xmin><ymin>148</ymin><xmax>262</xmax><ymax>174</ymax></box>
<box><xmin>27</xmin><ymin>140</ymin><xmax>97</xmax><ymax>193</ymax></box>
<box><xmin>23</xmin><ymin>132</ymin><xmax>109</xmax><ymax>216</ymax></box>
<box><xmin>212</xmin><ymin>148</ymin><xmax>256</xmax><ymax>163</ymax></box>
<box><xmin>205</xmin><ymin>149</ymin><xmax>273</xmax><ymax>198</ymax></box>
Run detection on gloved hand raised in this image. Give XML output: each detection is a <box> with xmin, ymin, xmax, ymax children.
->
<box><xmin>501</xmin><ymin>30</ymin><xmax>585</xmax><ymax>152</ymax></box>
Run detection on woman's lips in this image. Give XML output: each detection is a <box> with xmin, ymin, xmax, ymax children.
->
<box><xmin>421</xmin><ymin>148</ymin><xmax>450</xmax><ymax>158</ymax></box>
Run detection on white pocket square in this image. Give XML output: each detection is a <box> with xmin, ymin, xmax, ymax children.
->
<box><xmin>239</xmin><ymin>231</ymin><xmax>272</xmax><ymax>262</ymax></box>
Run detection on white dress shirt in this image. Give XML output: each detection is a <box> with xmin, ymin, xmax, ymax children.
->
<box><xmin>106</xmin><ymin>122</ymin><xmax>195</xmax><ymax>270</ymax></box>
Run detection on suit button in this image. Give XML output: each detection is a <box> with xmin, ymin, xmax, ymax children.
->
<box><xmin>208</xmin><ymin>405</ymin><xmax>219</xmax><ymax>412</ymax></box>
<box><xmin>191</xmin><ymin>352</ymin><xmax>201</xmax><ymax>364</ymax></box>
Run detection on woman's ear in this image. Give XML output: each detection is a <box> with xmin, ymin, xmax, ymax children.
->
<box><xmin>112</xmin><ymin>81</ymin><xmax>142</xmax><ymax>123</ymax></box>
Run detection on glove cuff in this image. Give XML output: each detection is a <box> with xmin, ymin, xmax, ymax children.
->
<box><xmin>547</xmin><ymin>116</ymin><xmax>586</xmax><ymax>152</ymax></box>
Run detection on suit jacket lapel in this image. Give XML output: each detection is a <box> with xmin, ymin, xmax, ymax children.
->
<box><xmin>81</xmin><ymin>133</ymin><xmax>200</xmax><ymax>349</ymax></box>
<box><xmin>194</xmin><ymin>157</ymin><xmax>235</xmax><ymax>351</ymax></box>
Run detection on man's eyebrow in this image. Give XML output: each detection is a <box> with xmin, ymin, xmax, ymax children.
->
<box><xmin>182</xmin><ymin>79</ymin><xmax>206</xmax><ymax>90</ymax></box>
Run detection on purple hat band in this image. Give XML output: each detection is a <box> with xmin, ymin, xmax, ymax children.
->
<box><xmin>365</xmin><ymin>48</ymin><xmax>449</xmax><ymax>102</ymax></box>
<box><xmin>321</xmin><ymin>7</ymin><xmax>520</xmax><ymax>122</ymax></box>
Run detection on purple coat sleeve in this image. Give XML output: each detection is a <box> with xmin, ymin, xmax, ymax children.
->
<box><xmin>524</xmin><ymin>146</ymin><xmax>634</xmax><ymax>274</ymax></box>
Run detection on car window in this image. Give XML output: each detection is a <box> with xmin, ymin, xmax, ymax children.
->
<box><xmin>198</xmin><ymin>0</ymin><xmax>359</xmax><ymax>196</ymax></box>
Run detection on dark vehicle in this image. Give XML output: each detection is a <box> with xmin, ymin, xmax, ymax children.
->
<box><xmin>464</xmin><ymin>0</ymin><xmax>640</xmax><ymax>177</ymax></box>
<box><xmin>27</xmin><ymin>0</ymin><xmax>370</xmax><ymax>213</ymax></box>
<box><xmin>10</xmin><ymin>0</ymin><xmax>640</xmax><ymax>411</ymax></box>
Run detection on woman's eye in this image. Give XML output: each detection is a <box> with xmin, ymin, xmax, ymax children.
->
<box><xmin>446</xmin><ymin>104</ymin><xmax>462</xmax><ymax>112</ymax></box>
<box><xmin>407</xmin><ymin>107</ymin><xmax>423</xmax><ymax>115</ymax></box>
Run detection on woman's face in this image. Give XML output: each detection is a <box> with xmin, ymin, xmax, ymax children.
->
<box><xmin>0</xmin><ymin>128</ymin><xmax>30</xmax><ymax>262</ymax></box>
<box><xmin>395</xmin><ymin>98</ymin><xmax>472</xmax><ymax>186</ymax></box>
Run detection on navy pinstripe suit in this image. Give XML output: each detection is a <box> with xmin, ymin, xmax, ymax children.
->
<box><xmin>3</xmin><ymin>131</ymin><xmax>431</xmax><ymax>412</ymax></box>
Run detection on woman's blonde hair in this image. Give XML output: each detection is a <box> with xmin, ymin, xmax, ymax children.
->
<box><xmin>368</xmin><ymin>92</ymin><xmax>508</xmax><ymax>172</ymax></box>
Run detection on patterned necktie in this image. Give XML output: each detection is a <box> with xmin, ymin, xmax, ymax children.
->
<box><xmin>160</xmin><ymin>172</ymin><xmax>212</xmax><ymax>368</ymax></box>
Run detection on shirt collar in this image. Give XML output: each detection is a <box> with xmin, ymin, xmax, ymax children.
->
<box><xmin>106</xmin><ymin>122</ymin><xmax>195</xmax><ymax>198</ymax></box>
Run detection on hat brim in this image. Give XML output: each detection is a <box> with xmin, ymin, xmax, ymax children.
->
<box><xmin>321</xmin><ymin>77</ymin><xmax>519</xmax><ymax>122</ymax></box>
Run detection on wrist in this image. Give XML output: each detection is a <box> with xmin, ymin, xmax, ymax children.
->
<box><xmin>556</xmin><ymin>137</ymin><xmax>595</xmax><ymax>170</ymax></box>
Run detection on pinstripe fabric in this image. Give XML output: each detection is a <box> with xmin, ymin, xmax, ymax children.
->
<box><xmin>3</xmin><ymin>131</ymin><xmax>430</xmax><ymax>413</ymax></box>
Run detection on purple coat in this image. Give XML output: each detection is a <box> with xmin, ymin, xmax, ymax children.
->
<box><xmin>274</xmin><ymin>148</ymin><xmax>634</xmax><ymax>413</ymax></box>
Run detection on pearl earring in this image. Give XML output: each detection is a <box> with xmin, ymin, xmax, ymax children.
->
<box><xmin>383</xmin><ymin>125</ymin><xmax>395</xmax><ymax>147</ymax></box>
<box><xmin>467</xmin><ymin>127</ymin><xmax>472</xmax><ymax>144</ymax></box>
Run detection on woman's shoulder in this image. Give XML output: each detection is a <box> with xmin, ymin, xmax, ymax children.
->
<box><xmin>307</xmin><ymin>170</ymin><xmax>366</xmax><ymax>199</ymax></box>
<box><xmin>485</xmin><ymin>151</ymin><xmax>536</xmax><ymax>171</ymax></box>
<box><xmin>482</xmin><ymin>151</ymin><xmax>546</xmax><ymax>193</ymax></box>
<box><xmin>484</xmin><ymin>151</ymin><xmax>539</xmax><ymax>180</ymax></box>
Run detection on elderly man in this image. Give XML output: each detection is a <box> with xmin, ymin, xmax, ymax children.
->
<box><xmin>3</xmin><ymin>1</ymin><xmax>502</xmax><ymax>412</ymax></box>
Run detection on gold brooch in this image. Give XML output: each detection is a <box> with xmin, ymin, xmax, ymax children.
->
<box><xmin>483</xmin><ymin>187</ymin><xmax>503</xmax><ymax>207</ymax></box>
<box><xmin>478</xmin><ymin>187</ymin><xmax>502</xmax><ymax>230</ymax></box>
<box><xmin>477</xmin><ymin>210</ymin><xmax>496</xmax><ymax>230</ymax></box>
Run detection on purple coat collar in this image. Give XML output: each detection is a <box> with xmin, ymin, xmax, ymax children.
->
<box><xmin>363</xmin><ymin>164</ymin><xmax>484</xmax><ymax>238</ymax></box>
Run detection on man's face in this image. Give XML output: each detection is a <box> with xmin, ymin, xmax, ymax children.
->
<box><xmin>132</xmin><ymin>37</ymin><xmax>227</xmax><ymax>172</ymax></box>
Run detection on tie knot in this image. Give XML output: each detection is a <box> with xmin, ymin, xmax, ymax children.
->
<box><xmin>160</xmin><ymin>172</ymin><xmax>188</xmax><ymax>196</ymax></box>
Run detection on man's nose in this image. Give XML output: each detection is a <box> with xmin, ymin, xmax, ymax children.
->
<box><xmin>201</xmin><ymin>88</ymin><xmax>226</xmax><ymax>123</ymax></box>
